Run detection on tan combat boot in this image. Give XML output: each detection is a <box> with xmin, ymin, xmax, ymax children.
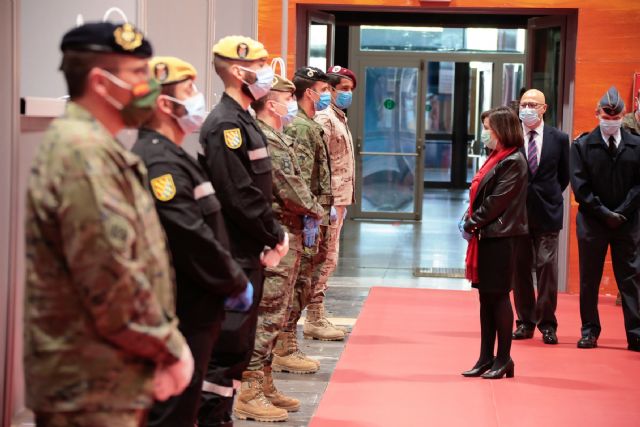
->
<box><xmin>272</xmin><ymin>331</ymin><xmax>319</xmax><ymax>374</ymax></box>
<box><xmin>303</xmin><ymin>303</ymin><xmax>345</xmax><ymax>341</ymax></box>
<box><xmin>263</xmin><ymin>366</ymin><xmax>301</xmax><ymax>412</ymax></box>
<box><xmin>233</xmin><ymin>370</ymin><xmax>288</xmax><ymax>422</ymax></box>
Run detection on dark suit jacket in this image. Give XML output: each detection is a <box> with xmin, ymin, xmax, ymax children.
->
<box><xmin>520</xmin><ymin>124</ymin><xmax>570</xmax><ymax>232</ymax></box>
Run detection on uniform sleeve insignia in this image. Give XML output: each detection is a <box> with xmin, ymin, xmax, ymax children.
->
<box><xmin>224</xmin><ymin>128</ymin><xmax>243</xmax><ymax>149</ymax></box>
<box><xmin>150</xmin><ymin>174</ymin><xmax>176</xmax><ymax>201</ymax></box>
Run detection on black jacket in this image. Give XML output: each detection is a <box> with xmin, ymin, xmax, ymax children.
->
<box><xmin>133</xmin><ymin>129</ymin><xmax>248</xmax><ymax>326</ymax></box>
<box><xmin>199</xmin><ymin>93</ymin><xmax>284</xmax><ymax>268</ymax></box>
<box><xmin>519</xmin><ymin>125</ymin><xmax>570</xmax><ymax>232</ymax></box>
<box><xmin>570</xmin><ymin>126</ymin><xmax>640</xmax><ymax>222</ymax></box>
<box><xmin>465</xmin><ymin>150</ymin><xmax>529</xmax><ymax>239</ymax></box>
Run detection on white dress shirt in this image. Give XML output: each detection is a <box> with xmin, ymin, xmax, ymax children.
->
<box><xmin>600</xmin><ymin>129</ymin><xmax>621</xmax><ymax>148</ymax></box>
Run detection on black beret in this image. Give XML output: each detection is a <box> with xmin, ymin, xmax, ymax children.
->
<box><xmin>599</xmin><ymin>86</ymin><xmax>625</xmax><ymax>116</ymax></box>
<box><xmin>293</xmin><ymin>66</ymin><xmax>329</xmax><ymax>83</ymax></box>
<box><xmin>61</xmin><ymin>22</ymin><xmax>152</xmax><ymax>58</ymax></box>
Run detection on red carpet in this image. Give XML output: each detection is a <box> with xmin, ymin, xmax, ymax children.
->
<box><xmin>310</xmin><ymin>288</ymin><xmax>640</xmax><ymax>427</ymax></box>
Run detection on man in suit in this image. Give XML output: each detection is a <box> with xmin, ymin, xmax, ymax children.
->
<box><xmin>512</xmin><ymin>89</ymin><xmax>570</xmax><ymax>345</ymax></box>
<box><xmin>570</xmin><ymin>86</ymin><xmax>640</xmax><ymax>351</ymax></box>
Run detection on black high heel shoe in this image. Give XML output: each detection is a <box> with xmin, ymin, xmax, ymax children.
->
<box><xmin>461</xmin><ymin>359</ymin><xmax>494</xmax><ymax>377</ymax></box>
<box><xmin>481</xmin><ymin>358</ymin><xmax>515</xmax><ymax>379</ymax></box>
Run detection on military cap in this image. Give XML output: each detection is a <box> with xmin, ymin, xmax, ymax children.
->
<box><xmin>327</xmin><ymin>65</ymin><xmax>357</xmax><ymax>89</ymax></box>
<box><xmin>293</xmin><ymin>66</ymin><xmax>329</xmax><ymax>82</ymax></box>
<box><xmin>271</xmin><ymin>74</ymin><xmax>295</xmax><ymax>93</ymax></box>
<box><xmin>212</xmin><ymin>35</ymin><xmax>268</xmax><ymax>61</ymax></box>
<box><xmin>60</xmin><ymin>22</ymin><xmax>152</xmax><ymax>58</ymax></box>
<box><xmin>599</xmin><ymin>86</ymin><xmax>625</xmax><ymax>115</ymax></box>
<box><xmin>149</xmin><ymin>56</ymin><xmax>197</xmax><ymax>85</ymax></box>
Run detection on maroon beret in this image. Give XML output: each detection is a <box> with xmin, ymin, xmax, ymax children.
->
<box><xmin>327</xmin><ymin>65</ymin><xmax>356</xmax><ymax>89</ymax></box>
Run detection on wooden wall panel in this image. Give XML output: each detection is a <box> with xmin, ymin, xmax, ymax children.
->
<box><xmin>258</xmin><ymin>0</ymin><xmax>640</xmax><ymax>295</ymax></box>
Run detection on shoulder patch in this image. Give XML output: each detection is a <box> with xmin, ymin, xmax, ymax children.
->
<box><xmin>150</xmin><ymin>174</ymin><xmax>176</xmax><ymax>201</ymax></box>
<box><xmin>224</xmin><ymin>128</ymin><xmax>243</xmax><ymax>149</ymax></box>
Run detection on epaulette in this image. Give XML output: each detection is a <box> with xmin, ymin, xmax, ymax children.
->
<box><xmin>573</xmin><ymin>132</ymin><xmax>589</xmax><ymax>143</ymax></box>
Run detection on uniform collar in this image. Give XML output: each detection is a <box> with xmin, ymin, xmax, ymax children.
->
<box><xmin>138</xmin><ymin>127</ymin><xmax>185</xmax><ymax>156</ymax></box>
<box><xmin>330</xmin><ymin>103</ymin><xmax>346</xmax><ymax>119</ymax></box>
<box><xmin>256</xmin><ymin>119</ymin><xmax>289</xmax><ymax>144</ymax></box>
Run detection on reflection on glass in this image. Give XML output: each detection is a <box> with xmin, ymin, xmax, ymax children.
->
<box><xmin>468</xmin><ymin>62</ymin><xmax>493</xmax><ymax>183</ymax></box>
<box><xmin>309</xmin><ymin>24</ymin><xmax>328</xmax><ymax>71</ymax></box>
<box><xmin>361</xmin><ymin>155</ymin><xmax>415</xmax><ymax>213</ymax></box>
<box><xmin>424</xmin><ymin>62</ymin><xmax>453</xmax><ymax>183</ymax></box>
<box><xmin>424</xmin><ymin>138</ymin><xmax>452</xmax><ymax>182</ymax></box>
<box><xmin>502</xmin><ymin>63</ymin><xmax>525</xmax><ymax>110</ymax></box>
<box><xmin>531</xmin><ymin>27</ymin><xmax>561</xmax><ymax>127</ymax></box>
<box><xmin>361</xmin><ymin>66</ymin><xmax>418</xmax><ymax>213</ymax></box>
<box><xmin>360</xmin><ymin>26</ymin><xmax>526</xmax><ymax>53</ymax></box>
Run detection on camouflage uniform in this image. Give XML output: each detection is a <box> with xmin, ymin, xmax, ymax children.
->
<box><xmin>283</xmin><ymin>109</ymin><xmax>333</xmax><ymax>333</ymax></box>
<box><xmin>313</xmin><ymin>103</ymin><xmax>355</xmax><ymax>304</ymax></box>
<box><xmin>24</xmin><ymin>103</ymin><xmax>186</xmax><ymax>418</ymax></box>
<box><xmin>622</xmin><ymin>112</ymin><xmax>640</xmax><ymax>135</ymax></box>
<box><xmin>249</xmin><ymin>119</ymin><xmax>324</xmax><ymax>371</ymax></box>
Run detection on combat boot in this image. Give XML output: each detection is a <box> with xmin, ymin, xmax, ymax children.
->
<box><xmin>303</xmin><ymin>303</ymin><xmax>345</xmax><ymax>341</ymax></box>
<box><xmin>233</xmin><ymin>371</ymin><xmax>288</xmax><ymax>422</ymax></box>
<box><xmin>272</xmin><ymin>331</ymin><xmax>319</xmax><ymax>374</ymax></box>
<box><xmin>263</xmin><ymin>366</ymin><xmax>301</xmax><ymax>412</ymax></box>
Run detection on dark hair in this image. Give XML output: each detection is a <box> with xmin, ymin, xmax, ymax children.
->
<box><xmin>59</xmin><ymin>51</ymin><xmax>118</xmax><ymax>99</ymax></box>
<box><xmin>292</xmin><ymin>76</ymin><xmax>317</xmax><ymax>100</ymax></box>
<box><xmin>488</xmin><ymin>106</ymin><xmax>524</xmax><ymax>148</ymax></box>
<box><xmin>251</xmin><ymin>91</ymin><xmax>278</xmax><ymax>113</ymax></box>
<box><xmin>326</xmin><ymin>73</ymin><xmax>343</xmax><ymax>88</ymax></box>
<box><xmin>480</xmin><ymin>109</ymin><xmax>493</xmax><ymax>123</ymax></box>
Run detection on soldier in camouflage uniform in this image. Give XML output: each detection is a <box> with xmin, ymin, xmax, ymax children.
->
<box><xmin>273</xmin><ymin>66</ymin><xmax>340</xmax><ymax>374</ymax></box>
<box><xmin>24</xmin><ymin>23</ymin><xmax>192</xmax><ymax>427</ymax></box>
<box><xmin>312</xmin><ymin>65</ymin><xmax>357</xmax><ymax>336</ymax></box>
<box><xmin>234</xmin><ymin>74</ymin><xmax>325</xmax><ymax>422</ymax></box>
<box><xmin>622</xmin><ymin>91</ymin><xmax>640</xmax><ymax>136</ymax></box>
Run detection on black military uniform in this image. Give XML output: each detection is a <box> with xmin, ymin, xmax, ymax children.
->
<box><xmin>570</xmin><ymin>87</ymin><xmax>640</xmax><ymax>351</ymax></box>
<box><xmin>133</xmin><ymin>126</ymin><xmax>248</xmax><ymax>427</ymax></box>
<box><xmin>198</xmin><ymin>36</ymin><xmax>285</xmax><ymax>426</ymax></box>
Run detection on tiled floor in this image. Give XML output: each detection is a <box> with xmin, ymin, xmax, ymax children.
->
<box><xmin>236</xmin><ymin>189</ymin><xmax>471</xmax><ymax>426</ymax></box>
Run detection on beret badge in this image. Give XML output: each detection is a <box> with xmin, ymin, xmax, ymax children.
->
<box><xmin>114</xmin><ymin>23</ymin><xmax>143</xmax><ymax>51</ymax></box>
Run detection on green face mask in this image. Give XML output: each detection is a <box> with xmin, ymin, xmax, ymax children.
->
<box><xmin>100</xmin><ymin>69</ymin><xmax>161</xmax><ymax>128</ymax></box>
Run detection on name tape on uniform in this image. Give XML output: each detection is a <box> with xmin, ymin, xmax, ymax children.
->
<box><xmin>193</xmin><ymin>181</ymin><xmax>215</xmax><ymax>200</ymax></box>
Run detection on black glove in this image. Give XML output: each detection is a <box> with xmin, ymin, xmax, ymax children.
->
<box><xmin>603</xmin><ymin>211</ymin><xmax>627</xmax><ymax>229</ymax></box>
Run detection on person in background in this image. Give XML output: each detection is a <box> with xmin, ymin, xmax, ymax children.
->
<box><xmin>512</xmin><ymin>89</ymin><xmax>570</xmax><ymax>345</ymax></box>
<box><xmin>132</xmin><ymin>56</ymin><xmax>251</xmax><ymax>427</ymax></box>
<box><xmin>24</xmin><ymin>22</ymin><xmax>192</xmax><ymax>427</ymax></box>
<box><xmin>311</xmin><ymin>65</ymin><xmax>357</xmax><ymax>340</ymax></box>
<box><xmin>461</xmin><ymin>107</ymin><xmax>528</xmax><ymax>380</ymax></box>
<box><xmin>570</xmin><ymin>86</ymin><xmax>640</xmax><ymax>352</ymax></box>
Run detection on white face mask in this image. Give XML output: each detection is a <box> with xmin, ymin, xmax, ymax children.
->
<box><xmin>164</xmin><ymin>92</ymin><xmax>207</xmax><ymax>134</ymax></box>
<box><xmin>519</xmin><ymin>108</ymin><xmax>540</xmax><ymax>128</ymax></box>
<box><xmin>599</xmin><ymin>117</ymin><xmax>622</xmax><ymax>137</ymax></box>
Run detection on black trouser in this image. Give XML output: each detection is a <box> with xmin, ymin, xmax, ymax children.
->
<box><xmin>198</xmin><ymin>266</ymin><xmax>264</xmax><ymax>426</ymax></box>
<box><xmin>478</xmin><ymin>290</ymin><xmax>513</xmax><ymax>366</ymax></box>
<box><xmin>147</xmin><ymin>320</ymin><xmax>222</xmax><ymax>427</ymax></box>
<box><xmin>577</xmin><ymin>211</ymin><xmax>640</xmax><ymax>343</ymax></box>
<box><xmin>513</xmin><ymin>231</ymin><xmax>559</xmax><ymax>332</ymax></box>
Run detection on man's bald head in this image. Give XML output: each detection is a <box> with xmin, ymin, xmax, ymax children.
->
<box><xmin>521</xmin><ymin>89</ymin><xmax>546</xmax><ymax>106</ymax></box>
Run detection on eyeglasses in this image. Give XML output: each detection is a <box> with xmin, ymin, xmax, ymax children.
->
<box><xmin>519</xmin><ymin>102</ymin><xmax>543</xmax><ymax>109</ymax></box>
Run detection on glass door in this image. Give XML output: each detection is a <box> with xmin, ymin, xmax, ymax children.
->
<box><xmin>353</xmin><ymin>59</ymin><xmax>426</xmax><ymax>220</ymax></box>
<box><xmin>298</xmin><ymin>11</ymin><xmax>335</xmax><ymax>71</ymax></box>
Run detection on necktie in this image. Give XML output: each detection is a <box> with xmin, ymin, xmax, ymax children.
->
<box><xmin>527</xmin><ymin>130</ymin><xmax>538</xmax><ymax>175</ymax></box>
<box><xmin>608</xmin><ymin>135</ymin><xmax>617</xmax><ymax>156</ymax></box>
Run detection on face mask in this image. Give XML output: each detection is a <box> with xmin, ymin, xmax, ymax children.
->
<box><xmin>335</xmin><ymin>90</ymin><xmax>352</xmax><ymax>109</ymax></box>
<box><xmin>313</xmin><ymin>90</ymin><xmax>331</xmax><ymax>111</ymax></box>
<box><xmin>282</xmin><ymin>100</ymin><xmax>298</xmax><ymax>126</ymax></box>
<box><xmin>165</xmin><ymin>92</ymin><xmax>207</xmax><ymax>134</ymax></box>
<box><xmin>519</xmin><ymin>108</ymin><xmax>539</xmax><ymax>128</ymax></box>
<box><xmin>481</xmin><ymin>129</ymin><xmax>497</xmax><ymax>150</ymax></box>
<box><xmin>599</xmin><ymin>118</ymin><xmax>622</xmax><ymax>137</ymax></box>
<box><xmin>239</xmin><ymin>66</ymin><xmax>275</xmax><ymax>101</ymax></box>
<box><xmin>99</xmin><ymin>69</ymin><xmax>160</xmax><ymax>128</ymax></box>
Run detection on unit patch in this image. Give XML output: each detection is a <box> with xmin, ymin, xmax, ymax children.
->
<box><xmin>150</xmin><ymin>174</ymin><xmax>176</xmax><ymax>201</ymax></box>
<box><xmin>224</xmin><ymin>128</ymin><xmax>243</xmax><ymax>149</ymax></box>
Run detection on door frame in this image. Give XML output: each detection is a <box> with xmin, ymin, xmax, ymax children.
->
<box><xmin>296</xmin><ymin>9</ymin><xmax>335</xmax><ymax>70</ymax></box>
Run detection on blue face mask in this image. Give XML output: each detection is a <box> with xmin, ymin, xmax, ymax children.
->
<box><xmin>519</xmin><ymin>108</ymin><xmax>539</xmax><ymax>128</ymax></box>
<box><xmin>314</xmin><ymin>91</ymin><xmax>331</xmax><ymax>111</ymax></box>
<box><xmin>282</xmin><ymin>100</ymin><xmax>298</xmax><ymax>126</ymax></box>
<box><xmin>335</xmin><ymin>90</ymin><xmax>352</xmax><ymax>109</ymax></box>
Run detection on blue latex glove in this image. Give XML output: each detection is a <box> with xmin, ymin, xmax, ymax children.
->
<box><xmin>330</xmin><ymin>206</ymin><xmax>338</xmax><ymax>224</ymax></box>
<box><xmin>224</xmin><ymin>282</ymin><xmax>254</xmax><ymax>312</ymax></box>
<box><xmin>303</xmin><ymin>216</ymin><xmax>320</xmax><ymax>247</ymax></box>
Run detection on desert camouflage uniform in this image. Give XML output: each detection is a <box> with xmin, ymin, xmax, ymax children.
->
<box><xmin>249</xmin><ymin>120</ymin><xmax>324</xmax><ymax>370</ymax></box>
<box><xmin>313</xmin><ymin>103</ymin><xmax>355</xmax><ymax>303</ymax></box>
<box><xmin>24</xmin><ymin>102</ymin><xmax>186</xmax><ymax>419</ymax></box>
<box><xmin>282</xmin><ymin>109</ymin><xmax>333</xmax><ymax>333</ymax></box>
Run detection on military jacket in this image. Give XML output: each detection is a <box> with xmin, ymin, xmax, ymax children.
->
<box><xmin>199</xmin><ymin>93</ymin><xmax>284</xmax><ymax>268</ymax></box>
<box><xmin>284</xmin><ymin>108</ymin><xmax>333</xmax><ymax>214</ymax></box>
<box><xmin>622</xmin><ymin>112</ymin><xmax>640</xmax><ymax>136</ymax></box>
<box><xmin>24</xmin><ymin>103</ymin><xmax>186</xmax><ymax>412</ymax></box>
<box><xmin>257</xmin><ymin>119</ymin><xmax>324</xmax><ymax>231</ymax></box>
<box><xmin>570</xmin><ymin>127</ymin><xmax>640</xmax><ymax>221</ymax></box>
<box><xmin>315</xmin><ymin>104</ymin><xmax>355</xmax><ymax>205</ymax></box>
<box><xmin>132</xmin><ymin>129</ymin><xmax>248</xmax><ymax>327</ymax></box>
